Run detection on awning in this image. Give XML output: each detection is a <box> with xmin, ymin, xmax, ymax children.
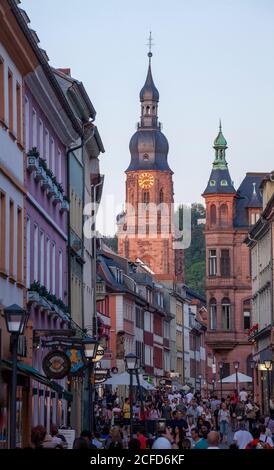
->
<box><xmin>218</xmin><ymin>372</ymin><xmax>252</xmax><ymax>384</ymax></box>
<box><xmin>0</xmin><ymin>359</ymin><xmax>73</xmax><ymax>401</ymax></box>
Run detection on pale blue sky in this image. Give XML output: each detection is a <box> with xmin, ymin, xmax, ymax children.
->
<box><xmin>22</xmin><ymin>0</ymin><xmax>274</xmax><ymax>234</ymax></box>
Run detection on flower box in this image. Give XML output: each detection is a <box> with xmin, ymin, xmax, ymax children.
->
<box><xmin>53</xmin><ymin>190</ymin><xmax>62</xmax><ymax>206</ymax></box>
<box><xmin>47</xmin><ymin>180</ymin><xmax>56</xmax><ymax>198</ymax></box>
<box><xmin>60</xmin><ymin>199</ymin><xmax>69</xmax><ymax>213</ymax></box>
<box><xmin>27</xmin><ymin>290</ymin><xmax>40</xmax><ymax>304</ymax></box>
<box><xmin>27</xmin><ymin>154</ymin><xmax>39</xmax><ymax>173</ymax></box>
<box><xmin>41</xmin><ymin>174</ymin><xmax>51</xmax><ymax>191</ymax></box>
<box><xmin>34</xmin><ymin>166</ymin><xmax>46</xmax><ymax>182</ymax></box>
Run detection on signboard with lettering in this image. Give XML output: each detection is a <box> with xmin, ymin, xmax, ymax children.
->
<box><xmin>58</xmin><ymin>429</ymin><xmax>75</xmax><ymax>449</ymax></box>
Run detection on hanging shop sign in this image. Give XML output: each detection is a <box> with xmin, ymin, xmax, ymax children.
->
<box><xmin>42</xmin><ymin>350</ymin><xmax>71</xmax><ymax>380</ymax></box>
<box><xmin>66</xmin><ymin>349</ymin><xmax>85</xmax><ymax>375</ymax></box>
<box><xmin>92</xmin><ymin>344</ymin><xmax>105</xmax><ymax>363</ymax></box>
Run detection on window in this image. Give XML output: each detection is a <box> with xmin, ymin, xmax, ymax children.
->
<box><xmin>210</xmin><ymin>298</ymin><xmax>217</xmax><ymax>330</ymax></box>
<box><xmin>251</xmin><ymin>212</ymin><xmax>260</xmax><ymax>225</ymax></box>
<box><xmin>45</xmin><ymin>129</ymin><xmax>49</xmax><ymax>165</ymax></box>
<box><xmin>143</xmin><ymin>153</ymin><xmax>149</xmax><ymax>161</ymax></box>
<box><xmin>145</xmin><ymin>344</ymin><xmax>153</xmax><ymax>366</ymax></box>
<box><xmin>0</xmin><ymin>57</ymin><xmax>4</xmax><ymax>121</ymax></box>
<box><xmin>144</xmin><ymin>311</ymin><xmax>153</xmax><ymax>332</ymax></box>
<box><xmin>146</xmin><ymin>288</ymin><xmax>153</xmax><ymax>304</ymax></box>
<box><xmin>209</xmin><ymin>180</ymin><xmax>216</xmax><ymax>187</ymax></box>
<box><xmin>164</xmin><ymin>321</ymin><xmax>170</xmax><ymax>338</ymax></box>
<box><xmin>26</xmin><ymin>216</ymin><xmax>30</xmax><ymax>288</ymax></box>
<box><xmin>17</xmin><ymin>207</ymin><xmax>22</xmax><ymax>282</ymax></box>
<box><xmin>46</xmin><ymin>238</ymin><xmax>50</xmax><ymax>290</ymax></box>
<box><xmin>136</xmin><ymin>341</ymin><xmax>144</xmax><ymax>365</ymax></box>
<box><xmin>154</xmin><ymin>316</ymin><xmax>163</xmax><ymax>336</ymax></box>
<box><xmin>221</xmin><ymin>362</ymin><xmax>230</xmax><ymax>379</ymax></box>
<box><xmin>164</xmin><ymin>350</ymin><xmax>170</xmax><ymax>372</ymax></box>
<box><xmin>9</xmin><ymin>200</ymin><xmax>14</xmax><ymax>276</ymax></box>
<box><xmin>16</xmin><ymin>83</ymin><xmax>21</xmax><ymax>143</ymax></box>
<box><xmin>220</xmin><ymin>249</ymin><xmax>230</xmax><ymax>277</ymax></box>
<box><xmin>209</xmin><ymin>249</ymin><xmax>217</xmax><ymax>276</ymax></box>
<box><xmin>33</xmin><ymin>224</ymin><xmax>38</xmax><ymax>281</ymax></box>
<box><xmin>58</xmin><ymin>149</ymin><xmax>62</xmax><ymax>182</ymax></box>
<box><xmin>24</xmin><ymin>97</ymin><xmax>29</xmax><ymax>152</ymax></box>
<box><xmin>220</xmin><ymin>204</ymin><xmax>228</xmax><ymax>227</ymax></box>
<box><xmin>146</xmin><ymin>106</ymin><xmax>150</xmax><ymax>114</ymax></box>
<box><xmin>51</xmin><ymin>138</ymin><xmax>55</xmax><ymax>173</ymax></box>
<box><xmin>8</xmin><ymin>69</ymin><xmax>13</xmax><ymax>132</ymax></box>
<box><xmin>136</xmin><ymin>307</ymin><xmax>144</xmax><ymax>329</ymax></box>
<box><xmin>52</xmin><ymin>243</ymin><xmax>56</xmax><ymax>295</ymax></box>
<box><xmin>39</xmin><ymin>119</ymin><xmax>43</xmax><ymax>154</ymax></box>
<box><xmin>244</xmin><ymin>311</ymin><xmax>251</xmax><ymax>330</ymax></box>
<box><xmin>40</xmin><ymin>231</ymin><xmax>44</xmax><ymax>284</ymax></box>
<box><xmin>159</xmin><ymin>189</ymin><xmax>164</xmax><ymax>203</ymax></box>
<box><xmin>210</xmin><ymin>204</ymin><xmax>216</xmax><ymax>225</ymax></box>
<box><xmin>222</xmin><ymin>298</ymin><xmax>231</xmax><ymax>330</ymax></box>
<box><xmin>59</xmin><ymin>250</ymin><xmax>63</xmax><ymax>299</ymax></box>
<box><xmin>221</xmin><ymin>180</ymin><xmax>228</xmax><ymax>186</ymax></box>
<box><xmin>0</xmin><ymin>191</ymin><xmax>6</xmax><ymax>272</ymax></box>
<box><xmin>143</xmin><ymin>191</ymin><xmax>150</xmax><ymax>205</ymax></box>
<box><xmin>32</xmin><ymin>109</ymin><xmax>37</xmax><ymax>147</ymax></box>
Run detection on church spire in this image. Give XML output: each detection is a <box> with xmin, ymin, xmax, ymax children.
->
<box><xmin>203</xmin><ymin>122</ymin><xmax>235</xmax><ymax>195</ymax></box>
<box><xmin>139</xmin><ymin>32</ymin><xmax>160</xmax><ymax>128</ymax></box>
<box><xmin>213</xmin><ymin>119</ymin><xmax>228</xmax><ymax>170</ymax></box>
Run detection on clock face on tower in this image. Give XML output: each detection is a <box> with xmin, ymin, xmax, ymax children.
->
<box><xmin>138</xmin><ymin>172</ymin><xmax>155</xmax><ymax>189</ymax></box>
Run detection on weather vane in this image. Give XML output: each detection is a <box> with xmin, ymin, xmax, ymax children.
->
<box><xmin>147</xmin><ymin>31</ymin><xmax>154</xmax><ymax>63</ymax></box>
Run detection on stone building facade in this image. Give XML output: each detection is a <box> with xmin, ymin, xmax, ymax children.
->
<box><xmin>203</xmin><ymin>123</ymin><xmax>266</xmax><ymax>394</ymax></box>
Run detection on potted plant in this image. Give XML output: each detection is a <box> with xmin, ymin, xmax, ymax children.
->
<box><xmin>34</xmin><ymin>157</ymin><xmax>47</xmax><ymax>182</ymax></box>
<box><xmin>28</xmin><ymin>280</ymin><xmax>41</xmax><ymax>303</ymax></box>
<box><xmin>41</xmin><ymin>166</ymin><xmax>51</xmax><ymax>191</ymax></box>
<box><xmin>60</xmin><ymin>195</ymin><xmax>69</xmax><ymax>213</ymax></box>
<box><xmin>27</xmin><ymin>147</ymin><xmax>40</xmax><ymax>173</ymax></box>
<box><xmin>53</xmin><ymin>184</ymin><xmax>62</xmax><ymax>205</ymax></box>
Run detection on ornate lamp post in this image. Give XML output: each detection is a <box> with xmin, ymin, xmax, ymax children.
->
<box><xmin>250</xmin><ymin>360</ymin><xmax>256</xmax><ymax>400</ymax></box>
<box><xmin>82</xmin><ymin>337</ymin><xmax>99</xmax><ymax>433</ymax></box>
<box><xmin>219</xmin><ymin>362</ymin><xmax>224</xmax><ymax>400</ymax></box>
<box><xmin>233</xmin><ymin>361</ymin><xmax>240</xmax><ymax>394</ymax></box>
<box><xmin>264</xmin><ymin>360</ymin><xmax>273</xmax><ymax>414</ymax></box>
<box><xmin>212</xmin><ymin>378</ymin><xmax>216</xmax><ymax>394</ymax></box>
<box><xmin>198</xmin><ymin>373</ymin><xmax>202</xmax><ymax>394</ymax></box>
<box><xmin>4</xmin><ymin>304</ymin><xmax>29</xmax><ymax>449</ymax></box>
<box><xmin>125</xmin><ymin>353</ymin><xmax>138</xmax><ymax>440</ymax></box>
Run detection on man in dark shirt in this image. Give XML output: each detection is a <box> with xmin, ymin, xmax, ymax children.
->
<box><xmin>171</xmin><ymin>411</ymin><xmax>188</xmax><ymax>432</ymax></box>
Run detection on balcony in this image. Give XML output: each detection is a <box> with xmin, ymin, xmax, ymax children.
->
<box><xmin>96</xmin><ymin>280</ymin><xmax>106</xmax><ymax>300</ymax></box>
<box><xmin>206</xmin><ymin>329</ymin><xmax>238</xmax><ymax>350</ymax></box>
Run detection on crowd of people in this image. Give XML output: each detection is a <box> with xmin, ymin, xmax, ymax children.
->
<box><xmin>29</xmin><ymin>387</ymin><xmax>274</xmax><ymax>449</ymax></box>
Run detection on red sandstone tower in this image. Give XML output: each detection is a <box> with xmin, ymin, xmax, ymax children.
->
<box><xmin>203</xmin><ymin>123</ymin><xmax>266</xmax><ymax>390</ymax></box>
<box><xmin>117</xmin><ymin>49</ymin><xmax>183</xmax><ymax>282</ymax></box>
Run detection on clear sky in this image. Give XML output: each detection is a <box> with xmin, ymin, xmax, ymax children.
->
<box><xmin>22</xmin><ymin>0</ymin><xmax>274</xmax><ymax>234</ymax></box>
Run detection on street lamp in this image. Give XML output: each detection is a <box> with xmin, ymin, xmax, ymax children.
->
<box><xmin>4</xmin><ymin>304</ymin><xmax>29</xmax><ymax>449</ymax></box>
<box><xmin>198</xmin><ymin>374</ymin><xmax>202</xmax><ymax>395</ymax></box>
<box><xmin>264</xmin><ymin>360</ymin><xmax>273</xmax><ymax>414</ymax></box>
<box><xmin>212</xmin><ymin>378</ymin><xmax>216</xmax><ymax>394</ymax></box>
<box><xmin>233</xmin><ymin>361</ymin><xmax>240</xmax><ymax>394</ymax></box>
<box><xmin>125</xmin><ymin>353</ymin><xmax>138</xmax><ymax>440</ymax></box>
<box><xmin>219</xmin><ymin>362</ymin><xmax>224</xmax><ymax>400</ymax></box>
<box><xmin>250</xmin><ymin>360</ymin><xmax>256</xmax><ymax>400</ymax></box>
<box><xmin>82</xmin><ymin>337</ymin><xmax>99</xmax><ymax>433</ymax></box>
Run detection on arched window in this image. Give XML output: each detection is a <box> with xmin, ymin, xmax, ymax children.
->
<box><xmin>146</xmin><ymin>106</ymin><xmax>150</xmax><ymax>115</ymax></box>
<box><xmin>210</xmin><ymin>204</ymin><xmax>216</xmax><ymax>225</ymax></box>
<box><xmin>159</xmin><ymin>189</ymin><xmax>164</xmax><ymax>204</ymax></box>
<box><xmin>222</xmin><ymin>297</ymin><xmax>231</xmax><ymax>330</ymax></box>
<box><xmin>220</xmin><ymin>203</ymin><xmax>228</xmax><ymax>227</ymax></box>
<box><xmin>210</xmin><ymin>298</ymin><xmax>217</xmax><ymax>330</ymax></box>
<box><xmin>143</xmin><ymin>191</ymin><xmax>150</xmax><ymax>205</ymax></box>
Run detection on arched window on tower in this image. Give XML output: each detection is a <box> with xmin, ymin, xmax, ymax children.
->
<box><xmin>210</xmin><ymin>298</ymin><xmax>217</xmax><ymax>330</ymax></box>
<box><xmin>143</xmin><ymin>191</ymin><xmax>150</xmax><ymax>205</ymax></box>
<box><xmin>159</xmin><ymin>188</ymin><xmax>164</xmax><ymax>204</ymax></box>
<box><xmin>146</xmin><ymin>106</ymin><xmax>150</xmax><ymax>115</ymax></box>
<box><xmin>220</xmin><ymin>203</ymin><xmax>228</xmax><ymax>227</ymax></box>
<box><xmin>210</xmin><ymin>204</ymin><xmax>217</xmax><ymax>225</ymax></box>
<box><xmin>222</xmin><ymin>297</ymin><xmax>231</xmax><ymax>330</ymax></box>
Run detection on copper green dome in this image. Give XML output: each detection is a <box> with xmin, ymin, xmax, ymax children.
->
<box><xmin>214</xmin><ymin>120</ymin><xmax>227</xmax><ymax>148</ymax></box>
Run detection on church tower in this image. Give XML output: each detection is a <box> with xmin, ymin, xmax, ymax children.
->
<box><xmin>117</xmin><ymin>44</ymin><xmax>182</xmax><ymax>282</ymax></box>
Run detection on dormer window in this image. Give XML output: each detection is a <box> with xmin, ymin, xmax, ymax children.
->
<box><xmin>143</xmin><ymin>154</ymin><xmax>149</xmax><ymax>161</ymax></box>
<box><xmin>221</xmin><ymin>180</ymin><xmax>228</xmax><ymax>186</ymax></box>
<box><xmin>210</xmin><ymin>180</ymin><xmax>216</xmax><ymax>186</ymax></box>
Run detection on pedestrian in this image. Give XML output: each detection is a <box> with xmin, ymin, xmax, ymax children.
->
<box><xmin>218</xmin><ymin>402</ymin><xmax>230</xmax><ymax>444</ymax></box>
<box><xmin>190</xmin><ymin>427</ymin><xmax>208</xmax><ymax>449</ymax></box>
<box><xmin>233</xmin><ymin>420</ymin><xmax>253</xmax><ymax>449</ymax></box>
<box><xmin>50</xmin><ymin>424</ymin><xmax>67</xmax><ymax>448</ymax></box>
<box><xmin>136</xmin><ymin>428</ymin><xmax>147</xmax><ymax>449</ymax></box>
<box><xmin>105</xmin><ymin>426</ymin><xmax>123</xmax><ymax>449</ymax></box>
<box><xmin>207</xmin><ymin>431</ymin><xmax>220</xmax><ymax>449</ymax></box>
<box><xmin>239</xmin><ymin>387</ymin><xmax>248</xmax><ymax>403</ymax></box>
<box><xmin>258</xmin><ymin>424</ymin><xmax>274</xmax><ymax>448</ymax></box>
